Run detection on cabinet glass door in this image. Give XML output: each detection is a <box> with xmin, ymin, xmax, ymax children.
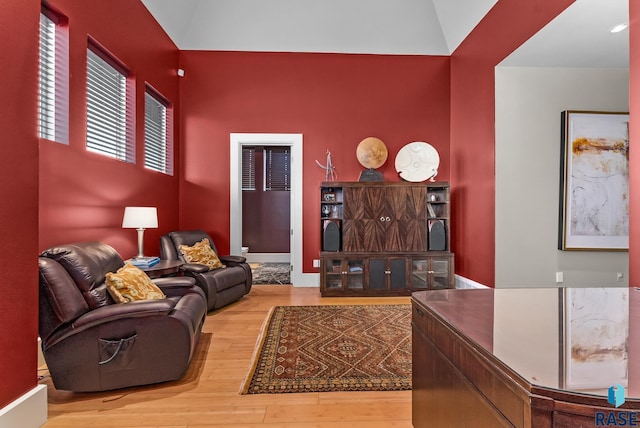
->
<box><xmin>324</xmin><ymin>259</ymin><xmax>344</xmax><ymax>289</ymax></box>
<box><xmin>411</xmin><ymin>258</ymin><xmax>429</xmax><ymax>289</ymax></box>
<box><xmin>431</xmin><ymin>257</ymin><xmax>450</xmax><ymax>290</ymax></box>
<box><xmin>346</xmin><ymin>259</ymin><xmax>364</xmax><ymax>289</ymax></box>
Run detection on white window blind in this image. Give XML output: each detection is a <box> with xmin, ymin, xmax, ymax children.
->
<box><xmin>265</xmin><ymin>147</ymin><xmax>290</xmax><ymax>191</ymax></box>
<box><xmin>144</xmin><ymin>88</ymin><xmax>173</xmax><ymax>175</ymax></box>
<box><xmin>242</xmin><ymin>147</ymin><xmax>256</xmax><ymax>191</ymax></box>
<box><xmin>86</xmin><ymin>44</ymin><xmax>135</xmax><ymax>162</ymax></box>
<box><xmin>38</xmin><ymin>10</ymin><xmax>69</xmax><ymax>143</ymax></box>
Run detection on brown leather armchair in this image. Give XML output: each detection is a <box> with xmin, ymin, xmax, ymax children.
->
<box><xmin>160</xmin><ymin>230</ymin><xmax>252</xmax><ymax>311</ymax></box>
<box><xmin>38</xmin><ymin>241</ymin><xmax>207</xmax><ymax>392</ymax></box>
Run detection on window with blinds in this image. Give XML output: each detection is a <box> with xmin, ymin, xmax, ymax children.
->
<box><xmin>38</xmin><ymin>8</ymin><xmax>69</xmax><ymax>144</ymax></box>
<box><xmin>144</xmin><ymin>87</ymin><xmax>174</xmax><ymax>175</ymax></box>
<box><xmin>86</xmin><ymin>42</ymin><xmax>135</xmax><ymax>162</ymax></box>
<box><xmin>242</xmin><ymin>146</ymin><xmax>290</xmax><ymax>191</ymax></box>
<box><xmin>265</xmin><ymin>147</ymin><xmax>290</xmax><ymax>191</ymax></box>
<box><xmin>242</xmin><ymin>147</ymin><xmax>256</xmax><ymax>191</ymax></box>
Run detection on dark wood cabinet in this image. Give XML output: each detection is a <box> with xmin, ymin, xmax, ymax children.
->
<box><xmin>320</xmin><ymin>181</ymin><xmax>453</xmax><ymax>296</ymax></box>
<box><xmin>342</xmin><ymin>185</ymin><xmax>428</xmax><ymax>252</ymax></box>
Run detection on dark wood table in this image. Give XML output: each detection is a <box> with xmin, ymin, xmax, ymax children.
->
<box><xmin>138</xmin><ymin>260</ymin><xmax>183</xmax><ymax>279</ymax></box>
<box><xmin>412</xmin><ymin>287</ymin><xmax>640</xmax><ymax>427</ymax></box>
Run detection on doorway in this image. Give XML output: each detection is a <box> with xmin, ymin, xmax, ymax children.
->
<box><xmin>241</xmin><ymin>145</ymin><xmax>291</xmax><ymax>259</ymax></box>
<box><xmin>230</xmin><ymin>133</ymin><xmax>305</xmax><ymax>286</ymax></box>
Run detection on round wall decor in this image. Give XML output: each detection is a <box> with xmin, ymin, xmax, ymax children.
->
<box><xmin>394</xmin><ymin>141</ymin><xmax>439</xmax><ymax>182</ymax></box>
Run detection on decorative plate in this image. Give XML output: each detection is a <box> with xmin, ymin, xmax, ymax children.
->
<box><xmin>356</xmin><ymin>137</ymin><xmax>388</xmax><ymax>169</ymax></box>
<box><xmin>394</xmin><ymin>142</ymin><xmax>439</xmax><ymax>182</ymax></box>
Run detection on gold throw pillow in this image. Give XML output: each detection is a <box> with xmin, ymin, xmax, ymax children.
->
<box><xmin>179</xmin><ymin>238</ymin><xmax>226</xmax><ymax>270</ymax></box>
<box><xmin>106</xmin><ymin>263</ymin><xmax>166</xmax><ymax>303</ymax></box>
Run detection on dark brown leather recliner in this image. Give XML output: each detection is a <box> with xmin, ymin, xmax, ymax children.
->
<box><xmin>160</xmin><ymin>230</ymin><xmax>252</xmax><ymax>311</ymax></box>
<box><xmin>38</xmin><ymin>241</ymin><xmax>207</xmax><ymax>392</ymax></box>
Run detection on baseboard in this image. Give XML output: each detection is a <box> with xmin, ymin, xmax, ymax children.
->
<box><xmin>0</xmin><ymin>384</ymin><xmax>47</xmax><ymax>428</ymax></box>
<box><xmin>455</xmin><ymin>274</ymin><xmax>489</xmax><ymax>289</ymax></box>
<box><xmin>245</xmin><ymin>253</ymin><xmax>290</xmax><ymax>263</ymax></box>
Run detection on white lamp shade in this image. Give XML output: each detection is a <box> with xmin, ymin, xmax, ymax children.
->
<box><xmin>122</xmin><ymin>207</ymin><xmax>158</xmax><ymax>229</ymax></box>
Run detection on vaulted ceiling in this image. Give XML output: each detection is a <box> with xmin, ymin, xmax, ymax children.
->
<box><xmin>141</xmin><ymin>0</ymin><xmax>628</xmax><ymax>67</ymax></box>
<box><xmin>140</xmin><ymin>0</ymin><xmax>496</xmax><ymax>55</ymax></box>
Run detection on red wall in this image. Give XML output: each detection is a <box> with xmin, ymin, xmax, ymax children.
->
<box><xmin>39</xmin><ymin>0</ymin><xmax>181</xmax><ymax>257</ymax></box>
<box><xmin>0</xmin><ymin>0</ymin><xmax>40</xmax><ymax>409</ymax></box>
<box><xmin>449</xmin><ymin>0</ymin><xmax>575</xmax><ymax>286</ymax></box>
<box><xmin>178</xmin><ymin>51</ymin><xmax>451</xmax><ymax>272</ymax></box>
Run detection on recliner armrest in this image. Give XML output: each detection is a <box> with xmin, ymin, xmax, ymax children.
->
<box><xmin>219</xmin><ymin>255</ymin><xmax>246</xmax><ymax>266</ymax></box>
<box><xmin>181</xmin><ymin>263</ymin><xmax>210</xmax><ymax>274</ymax></box>
<box><xmin>153</xmin><ymin>276</ymin><xmax>200</xmax><ymax>298</ymax></box>
<box><xmin>152</xmin><ymin>276</ymin><xmax>196</xmax><ymax>289</ymax></box>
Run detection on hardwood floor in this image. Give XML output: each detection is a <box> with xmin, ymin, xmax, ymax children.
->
<box><xmin>41</xmin><ymin>285</ymin><xmax>412</xmax><ymax>427</ymax></box>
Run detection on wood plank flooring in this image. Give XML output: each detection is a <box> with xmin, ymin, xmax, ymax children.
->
<box><xmin>41</xmin><ymin>285</ymin><xmax>412</xmax><ymax>428</ymax></box>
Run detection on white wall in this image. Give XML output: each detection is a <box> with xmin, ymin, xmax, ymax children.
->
<box><xmin>495</xmin><ymin>67</ymin><xmax>629</xmax><ymax>288</ymax></box>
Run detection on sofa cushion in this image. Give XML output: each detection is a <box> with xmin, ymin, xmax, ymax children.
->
<box><xmin>106</xmin><ymin>263</ymin><xmax>166</xmax><ymax>303</ymax></box>
<box><xmin>179</xmin><ymin>238</ymin><xmax>226</xmax><ymax>270</ymax></box>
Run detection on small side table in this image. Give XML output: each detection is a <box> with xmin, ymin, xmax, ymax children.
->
<box><xmin>139</xmin><ymin>260</ymin><xmax>183</xmax><ymax>279</ymax></box>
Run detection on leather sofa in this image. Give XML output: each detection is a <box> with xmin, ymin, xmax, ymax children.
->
<box><xmin>38</xmin><ymin>241</ymin><xmax>207</xmax><ymax>392</ymax></box>
<box><xmin>160</xmin><ymin>230</ymin><xmax>252</xmax><ymax>311</ymax></box>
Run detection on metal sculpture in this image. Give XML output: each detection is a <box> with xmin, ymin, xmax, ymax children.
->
<box><xmin>315</xmin><ymin>150</ymin><xmax>336</xmax><ymax>181</ymax></box>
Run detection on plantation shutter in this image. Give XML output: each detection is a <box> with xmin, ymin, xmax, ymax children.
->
<box><xmin>144</xmin><ymin>90</ymin><xmax>173</xmax><ymax>175</ymax></box>
<box><xmin>242</xmin><ymin>147</ymin><xmax>256</xmax><ymax>191</ymax></box>
<box><xmin>86</xmin><ymin>46</ymin><xmax>134</xmax><ymax>162</ymax></box>
<box><xmin>265</xmin><ymin>147</ymin><xmax>290</xmax><ymax>191</ymax></box>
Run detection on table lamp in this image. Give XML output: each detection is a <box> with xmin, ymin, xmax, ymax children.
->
<box><xmin>122</xmin><ymin>206</ymin><xmax>158</xmax><ymax>258</ymax></box>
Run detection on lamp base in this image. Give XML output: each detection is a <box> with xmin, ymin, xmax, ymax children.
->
<box><xmin>136</xmin><ymin>228</ymin><xmax>146</xmax><ymax>258</ymax></box>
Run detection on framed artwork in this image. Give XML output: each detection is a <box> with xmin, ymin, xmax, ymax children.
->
<box><xmin>558</xmin><ymin>110</ymin><xmax>630</xmax><ymax>250</ymax></box>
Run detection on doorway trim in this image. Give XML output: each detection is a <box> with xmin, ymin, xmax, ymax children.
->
<box><xmin>230</xmin><ymin>133</ymin><xmax>312</xmax><ymax>287</ymax></box>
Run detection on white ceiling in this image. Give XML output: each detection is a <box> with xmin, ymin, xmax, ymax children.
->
<box><xmin>141</xmin><ymin>0</ymin><xmax>628</xmax><ymax>66</ymax></box>
<box><xmin>140</xmin><ymin>0</ymin><xmax>497</xmax><ymax>55</ymax></box>
<box><xmin>502</xmin><ymin>0</ymin><xmax>628</xmax><ymax>68</ymax></box>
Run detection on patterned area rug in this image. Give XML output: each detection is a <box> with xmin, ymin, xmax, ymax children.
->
<box><xmin>241</xmin><ymin>304</ymin><xmax>412</xmax><ymax>394</ymax></box>
<box><xmin>250</xmin><ymin>262</ymin><xmax>291</xmax><ymax>284</ymax></box>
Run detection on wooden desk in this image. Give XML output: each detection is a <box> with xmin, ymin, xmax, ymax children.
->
<box><xmin>412</xmin><ymin>287</ymin><xmax>640</xmax><ymax>427</ymax></box>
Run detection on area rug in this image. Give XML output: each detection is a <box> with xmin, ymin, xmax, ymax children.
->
<box><xmin>250</xmin><ymin>262</ymin><xmax>291</xmax><ymax>284</ymax></box>
<box><xmin>241</xmin><ymin>304</ymin><xmax>412</xmax><ymax>394</ymax></box>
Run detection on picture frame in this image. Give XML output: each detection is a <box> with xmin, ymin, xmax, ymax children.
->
<box><xmin>558</xmin><ymin>110</ymin><xmax>630</xmax><ymax>251</ymax></box>
<box><xmin>323</xmin><ymin>192</ymin><xmax>336</xmax><ymax>202</ymax></box>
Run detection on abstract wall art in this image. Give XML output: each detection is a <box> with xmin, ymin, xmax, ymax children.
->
<box><xmin>558</xmin><ymin>111</ymin><xmax>630</xmax><ymax>250</ymax></box>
